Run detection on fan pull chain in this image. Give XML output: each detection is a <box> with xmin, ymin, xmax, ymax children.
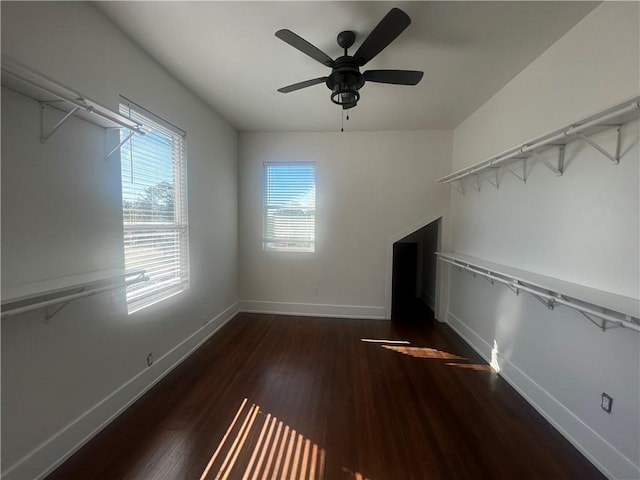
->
<box><xmin>341</xmin><ymin>109</ymin><xmax>344</xmax><ymax>132</ymax></box>
<box><xmin>341</xmin><ymin>109</ymin><xmax>351</xmax><ymax>132</ymax></box>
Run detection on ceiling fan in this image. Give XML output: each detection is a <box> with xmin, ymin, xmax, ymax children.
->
<box><xmin>275</xmin><ymin>7</ymin><xmax>423</xmax><ymax>110</ymax></box>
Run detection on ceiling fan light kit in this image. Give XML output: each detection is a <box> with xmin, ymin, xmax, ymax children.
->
<box><xmin>331</xmin><ymin>85</ymin><xmax>359</xmax><ymax>109</ymax></box>
<box><xmin>276</xmin><ymin>7</ymin><xmax>424</xmax><ymax>111</ymax></box>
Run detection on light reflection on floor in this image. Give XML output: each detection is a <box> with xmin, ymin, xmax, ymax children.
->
<box><xmin>360</xmin><ymin>338</ymin><xmax>410</xmax><ymax>344</ymax></box>
<box><xmin>200</xmin><ymin>398</ymin><xmax>325</xmax><ymax>480</ymax></box>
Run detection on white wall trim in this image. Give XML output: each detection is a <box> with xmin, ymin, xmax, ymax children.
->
<box><xmin>3</xmin><ymin>302</ymin><xmax>240</xmax><ymax>480</ymax></box>
<box><xmin>384</xmin><ymin>209</ymin><xmax>447</xmax><ymax>319</ymax></box>
<box><xmin>239</xmin><ymin>300</ymin><xmax>386</xmax><ymax>320</ymax></box>
<box><xmin>446</xmin><ymin>310</ymin><xmax>640</xmax><ymax>480</ymax></box>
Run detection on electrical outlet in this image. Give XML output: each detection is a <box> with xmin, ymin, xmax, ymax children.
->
<box><xmin>312</xmin><ymin>286</ymin><xmax>319</xmax><ymax>295</ymax></box>
<box><xmin>147</xmin><ymin>352</ymin><xmax>153</xmax><ymax>367</ymax></box>
<box><xmin>601</xmin><ymin>392</ymin><xmax>613</xmax><ymax>413</ymax></box>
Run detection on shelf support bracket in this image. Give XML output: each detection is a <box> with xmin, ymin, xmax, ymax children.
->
<box><xmin>557</xmin><ymin>144</ymin><xmax>566</xmax><ymax>175</ymax></box>
<box><xmin>531</xmin><ymin>293</ymin><xmax>555</xmax><ymax>310</ymax></box>
<box><xmin>451</xmin><ymin>180</ymin><xmax>465</xmax><ymax>195</ymax></box>
<box><xmin>624</xmin><ymin>315</ymin><xmax>640</xmax><ymax>330</ymax></box>
<box><xmin>469</xmin><ymin>174</ymin><xmax>481</xmax><ymax>192</ymax></box>
<box><xmin>540</xmin><ymin>145</ymin><xmax>565</xmax><ymax>176</ymax></box>
<box><xmin>481</xmin><ymin>271</ymin><xmax>494</xmax><ymax>285</ymax></box>
<box><xmin>105</xmin><ymin>130</ymin><xmax>135</xmax><ymax>161</ymax></box>
<box><xmin>40</xmin><ymin>103</ymin><xmax>81</xmax><ymax>143</ymax></box>
<box><xmin>504</xmin><ymin>159</ymin><xmax>527</xmax><ymax>183</ymax></box>
<box><xmin>45</xmin><ymin>287</ymin><xmax>86</xmax><ymax>322</ymax></box>
<box><xmin>485</xmin><ymin>168</ymin><xmax>500</xmax><ymax>189</ymax></box>
<box><xmin>578</xmin><ymin>311</ymin><xmax>623</xmax><ymax>332</ymax></box>
<box><xmin>579</xmin><ymin>126</ymin><xmax>622</xmax><ymax>164</ymax></box>
<box><xmin>45</xmin><ymin>301</ymin><xmax>69</xmax><ymax>322</ymax></box>
<box><xmin>580</xmin><ymin>311</ymin><xmax>604</xmax><ymax>330</ymax></box>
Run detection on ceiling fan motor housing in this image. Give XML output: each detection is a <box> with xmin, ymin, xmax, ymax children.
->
<box><xmin>327</xmin><ymin>56</ymin><xmax>365</xmax><ymax>109</ymax></box>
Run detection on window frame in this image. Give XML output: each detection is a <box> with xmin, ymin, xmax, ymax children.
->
<box><xmin>119</xmin><ymin>97</ymin><xmax>189</xmax><ymax>313</ymax></box>
<box><xmin>262</xmin><ymin>161</ymin><xmax>316</xmax><ymax>253</ymax></box>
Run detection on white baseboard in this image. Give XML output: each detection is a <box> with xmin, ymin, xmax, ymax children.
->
<box><xmin>239</xmin><ymin>300</ymin><xmax>386</xmax><ymax>320</ymax></box>
<box><xmin>446</xmin><ymin>310</ymin><xmax>640</xmax><ymax>480</ymax></box>
<box><xmin>3</xmin><ymin>302</ymin><xmax>240</xmax><ymax>480</ymax></box>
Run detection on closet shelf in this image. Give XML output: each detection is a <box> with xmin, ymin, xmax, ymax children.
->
<box><xmin>437</xmin><ymin>252</ymin><xmax>640</xmax><ymax>332</ymax></box>
<box><xmin>1</xmin><ymin>269</ymin><xmax>148</xmax><ymax>320</ymax></box>
<box><xmin>1</xmin><ymin>56</ymin><xmax>144</xmax><ymax>141</ymax></box>
<box><xmin>437</xmin><ymin>96</ymin><xmax>640</xmax><ymax>192</ymax></box>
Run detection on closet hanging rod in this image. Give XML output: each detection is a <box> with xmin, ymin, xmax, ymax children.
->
<box><xmin>437</xmin><ymin>96</ymin><xmax>640</xmax><ymax>184</ymax></box>
<box><xmin>1</xmin><ymin>274</ymin><xmax>147</xmax><ymax>320</ymax></box>
<box><xmin>7</xmin><ymin>69</ymin><xmax>89</xmax><ymax>110</ymax></box>
<box><xmin>522</xmin><ymin>101</ymin><xmax>638</xmax><ymax>154</ymax></box>
<box><xmin>1</xmin><ymin>269</ymin><xmax>148</xmax><ymax>320</ymax></box>
<box><xmin>1</xmin><ymin>56</ymin><xmax>145</xmax><ymax>134</ymax></box>
<box><xmin>437</xmin><ymin>253</ymin><xmax>640</xmax><ymax>333</ymax></box>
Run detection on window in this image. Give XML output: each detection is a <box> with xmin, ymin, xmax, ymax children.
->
<box><xmin>119</xmin><ymin>98</ymin><xmax>189</xmax><ymax>313</ymax></box>
<box><xmin>263</xmin><ymin>162</ymin><xmax>316</xmax><ymax>252</ymax></box>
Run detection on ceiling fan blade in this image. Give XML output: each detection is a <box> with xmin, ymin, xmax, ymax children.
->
<box><xmin>278</xmin><ymin>77</ymin><xmax>329</xmax><ymax>93</ymax></box>
<box><xmin>363</xmin><ymin>70</ymin><xmax>424</xmax><ymax>85</ymax></box>
<box><xmin>275</xmin><ymin>29</ymin><xmax>334</xmax><ymax>67</ymax></box>
<box><xmin>354</xmin><ymin>8</ymin><xmax>411</xmax><ymax>66</ymax></box>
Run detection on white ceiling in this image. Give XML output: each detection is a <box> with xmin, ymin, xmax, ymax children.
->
<box><xmin>96</xmin><ymin>1</ymin><xmax>598</xmax><ymax>132</ymax></box>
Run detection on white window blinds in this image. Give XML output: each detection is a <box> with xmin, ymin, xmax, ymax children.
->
<box><xmin>263</xmin><ymin>162</ymin><xmax>316</xmax><ymax>252</ymax></box>
<box><xmin>119</xmin><ymin>98</ymin><xmax>189</xmax><ymax>312</ymax></box>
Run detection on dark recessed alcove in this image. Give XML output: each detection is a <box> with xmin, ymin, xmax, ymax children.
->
<box><xmin>391</xmin><ymin>217</ymin><xmax>440</xmax><ymax>322</ymax></box>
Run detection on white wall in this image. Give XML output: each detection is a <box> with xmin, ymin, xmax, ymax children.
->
<box><xmin>1</xmin><ymin>2</ymin><xmax>238</xmax><ymax>479</ymax></box>
<box><xmin>446</xmin><ymin>3</ymin><xmax>639</xmax><ymax>479</ymax></box>
<box><xmin>238</xmin><ymin>131</ymin><xmax>451</xmax><ymax>319</ymax></box>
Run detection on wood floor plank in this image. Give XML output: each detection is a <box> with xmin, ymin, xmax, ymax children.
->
<box><xmin>47</xmin><ymin>312</ymin><xmax>605</xmax><ymax>480</ymax></box>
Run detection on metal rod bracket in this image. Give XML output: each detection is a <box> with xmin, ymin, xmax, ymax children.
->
<box><xmin>451</xmin><ymin>180</ymin><xmax>465</xmax><ymax>195</ymax></box>
<box><xmin>485</xmin><ymin>168</ymin><xmax>500</xmax><ymax>189</ymax></box>
<box><xmin>45</xmin><ymin>287</ymin><xmax>86</xmax><ymax>321</ymax></box>
<box><xmin>45</xmin><ymin>300</ymin><xmax>70</xmax><ymax>322</ymax></box>
<box><xmin>40</xmin><ymin>103</ymin><xmax>80</xmax><ymax>143</ymax></box>
<box><xmin>540</xmin><ymin>145</ymin><xmax>566</xmax><ymax>176</ymax></box>
<box><xmin>105</xmin><ymin>130</ymin><xmax>135</xmax><ymax>161</ymax></box>
<box><xmin>504</xmin><ymin>160</ymin><xmax>527</xmax><ymax>183</ymax></box>
<box><xmin>470</xmin><ymin>174</ymin><xmax>481</xmax><ymax>192</ymax></box>
<box><xmin>481</xmin><ymin>272</ymin><xmax>494</xmax><ymax>285</ymax></box>
<box><xmin>579</xmin><ymin>127</ymin><xmax>622</xmax><ymax>164</ymax></box>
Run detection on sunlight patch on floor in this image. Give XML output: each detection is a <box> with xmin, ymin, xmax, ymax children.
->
<box><xmin>381</xmin><ymin>345</ymin><xmax>466</xmax><ymax>360</ymax></box>
<box><xmin>369</xmin><ymin>341</ymin><xmax>497</xmax><ymax>371</ymax></box>
<box><xmin>445</xmin><ymin>363</ymin><xmax>494</xmax><ymax>372</ymax></box>
<box><xmin>200</xmin><ymin>398</ymin><xmax>325</xmax><ymax>480</ymax></box>
<box><xmin>354</xmin><ymin>472</ymin><xmax>374</xmax><ymax>480</ymax></box>
<box><xmin>342</xmin><ymin>467</ymin><xmax>375</xmax><ymax>480</ymax></box>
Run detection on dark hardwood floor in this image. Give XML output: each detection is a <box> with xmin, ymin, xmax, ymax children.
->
<box><xmin>48</xmin><ymin>310</ymin><xmax>604</xmax><ymax>480</ymax></box>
